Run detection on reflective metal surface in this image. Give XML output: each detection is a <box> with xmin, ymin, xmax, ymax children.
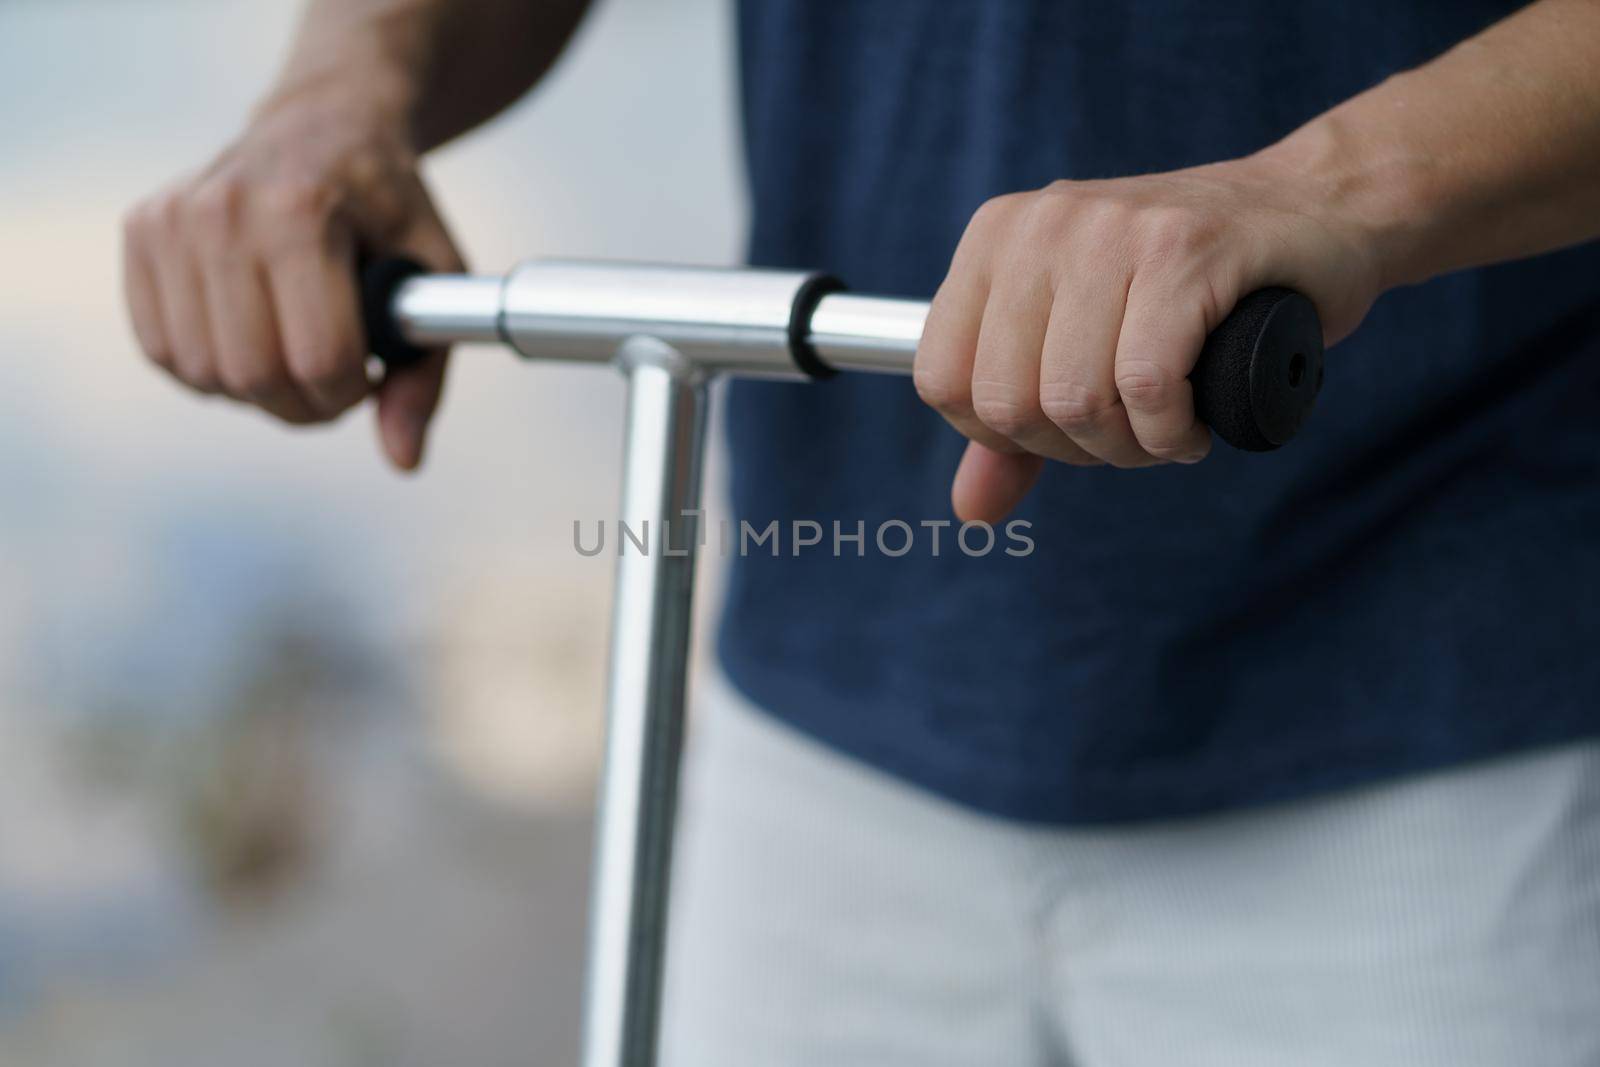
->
<box><xmin>807</xmin><ymin>293</ymin><xmax>926</xmax><ymax>374</ymax></box>
<box><xmin>500</xmin><ymin>261</ymin><xmax>820</xmax><ymax>378</ymax></box>
<box><xmin>392</xmin><ymin>273</ymin><xmax>505</xmax><ymax>346</ymax></box>
<box><xmin>581</xmin><ymin>338</ymin><xmax>706</xmax><ymax>1067</ymax></box>
<box><xmin>390</xmin><ymin>260</ymin><xmax>932</xmax><ymax>377</ymax></box>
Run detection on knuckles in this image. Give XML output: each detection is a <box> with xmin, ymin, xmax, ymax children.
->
<box><xmin>1039</xmin><ymin>382</ymin><xmax>1117</xmax><ymax>434</ymax></box>
<box><xmin>1028</xmin><ymin>185</ymin><xmax>1137</xmax><ymax>247</ymax></box>
<box><xmin>129</xmin><ymin>167</ymin><xmax>340</xmax><ymax>257</ymax></box>
<box><xmin>970</xmin><ymin>383</ymin><xmax>1048</xmax><ymax>440</ymax></box>
<box><xmin>917</xmin><ymin>176</ymin><xmax>1244</xmax><ymax>467</ymax></box>
<box><xmin>1112</xmin><ymin>360</ymin><xmax>1177</xmax><ymax>412</ymax></box>
<box><xmin>127</xmin><ymin>190</ymin><xmax>182</xmax><ymax>242</ymax></box>
<box><xmin>122</xmin><ymin>123</ymin><xmax>424</xmax><ymax>424</ymax></box>
<box><xmin>257</xmin><ymin>173</ymin><xmax>336</xmax><ymax>228</ymax></box>
<box><xmin>1007</xmin><ymin>182</ymin><xmax>1226</xmax><ymax>276</ymax></box>
<box><xmin>955</xmin><ymin>182</ymin><xmax>1232</xmax><ymax>299</ymax></box>
<box><xmin>182</xmin><ymin>370</ymin><xmax>226</xmax><ymax>397</ymax></box>
<box><xmin>286</xmin><ymin>340</ymin><xmax>363</xmax><ymax>401</ymax></box>
<box><xmin>218</xmin><ymin>361</ymin><xmax>285</xmax><ymax>402</ymax></box>
<box><xmin>290</xmin><ymin>349</ymin><xmax>351</xmax><ymax>390</ymax></box>
<box><xmin>1140</xmin><ymin>437</ymin><xmax>1201</xmax><ymax>462</ymax></box>
<box><xmin>142</xmin><ymin>346</ymin><xmax>176</xmax><ymax>372</ymax></box>
<box><xmin>1133</xmin><ymin>206</ymin><xmax>1225</xmax><ymax>270</ymax></box>
<box><xmin>186</xmin><ymin>174</ymin><xmax>247</xmax><ymax>239</ymax></box>
<box><xmin>967</xmin><ymin>191</ymin><xmax>1028</xmax><ymax>235</ymax></box>
<box><xmin>912</xmin><ymin>365</ymin><xmax>973</xmax><ymax>417</ymax></box>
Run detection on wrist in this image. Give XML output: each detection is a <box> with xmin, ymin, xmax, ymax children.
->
<box><xmin>1254</xmin><ymin>94</ymin><xmax>1445</xmax><ymax>293</ymax></box>
<box><xmin>254</xmin><ymin>30</ymin><xmax>426</xmax><ymax>151</ymax></box>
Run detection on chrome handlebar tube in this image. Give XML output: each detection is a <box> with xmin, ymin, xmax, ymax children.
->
<box><xmin>390</xmin><ymin>260</ymin><xmax>928</xmax><ymax>377</ymax></box>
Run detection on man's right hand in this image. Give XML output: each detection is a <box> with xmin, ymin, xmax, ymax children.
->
<box><xmin>122</xmin><ymin>75</ymin><xmax>464</xmax><ymax>471</ymax></box>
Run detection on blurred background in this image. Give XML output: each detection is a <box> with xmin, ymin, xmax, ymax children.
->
<box><xmin>0</xmin><ymin>0</ymin><xmax>743</xmax><ymax>1062</ymax></box>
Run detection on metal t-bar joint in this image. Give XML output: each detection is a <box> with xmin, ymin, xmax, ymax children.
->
<box><xmin>386</xmin><ymin>262</ymin><xmax>927</xmax><ymax>1067</ymax></box>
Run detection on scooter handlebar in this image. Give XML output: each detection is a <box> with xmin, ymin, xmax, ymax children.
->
<box><xmin>360</xmin><ymin>257</ymin><xmax>1323</xmax><ymax>452</ymax></box>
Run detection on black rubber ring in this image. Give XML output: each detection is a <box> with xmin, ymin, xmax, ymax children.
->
<box><xmin>360</xmin><ymin>255</ymin><xmax>432</xmax><ymax>368</ymax></box>
<box><xmin>788</xmin><ymin>272</ymin><xmax>847</xmax><ymax>379</ymax></box>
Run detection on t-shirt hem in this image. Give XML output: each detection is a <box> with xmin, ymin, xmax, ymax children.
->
<box><xmin>718</xmin><ymin>649</ymin><xmax>1600</xmax><ymax>826</ymax></box>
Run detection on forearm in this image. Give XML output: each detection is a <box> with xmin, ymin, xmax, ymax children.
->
<box><xmin>1264</xmin><ymin>0</ymin><xmax>1600</xmax><ymax>292</ymax></box>
<box><xmin>264</xmin><ymin>0</ymin><xmax>592</xmax><ymax>151</ymax></box>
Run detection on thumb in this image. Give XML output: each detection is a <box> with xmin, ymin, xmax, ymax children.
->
<box><xmin>377</xmin><ymin>348</ymin><xmax>446</xmax><ymax>472</ymax></box>
<box><xmin>951</xmin><ymin>440</ymin><xmax>1044</xmax><ymax>524</ymax></box>
<box><xmin>368</xmin><ymin>179</ymin><xmax>463</xmax><ymax>473</ymax></box>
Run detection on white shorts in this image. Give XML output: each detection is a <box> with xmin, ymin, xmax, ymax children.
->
<box><xmin>660</xmin><ymin>672</ymin><xmax>1600</xmax><ymax>1067</ymax></box>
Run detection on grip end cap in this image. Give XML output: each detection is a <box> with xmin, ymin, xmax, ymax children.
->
<box><xmin>1192</xmin><ymin>288</ymin><xmax>1324</xmax><ymax>452</ymax></box>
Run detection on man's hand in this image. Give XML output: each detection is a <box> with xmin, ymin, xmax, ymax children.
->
<box><xmin>914</xmin><ymin>153</ymin><xmax>1384</xmax><ymax>522</ymax></box>
<box><xmin>917</xmin><ymin>0</ymin><xmax>1600</xmax><ymax>523</ymax></box>
<box><xmin>121</xmin><ymin>0</ymin><xmax>590</xmax><ymax>470</ymax></box>
<box><xmin>123</xmin><ymin>78</ymin><xmax>462</xmax><ymax>470</ymax></box>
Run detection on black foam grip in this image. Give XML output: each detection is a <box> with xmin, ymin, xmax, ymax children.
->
<box><xmin>1191</xmin><ymin>288</ymin><xmax>1324</xmax><ymax>451</ymax></box>
<box><xmin>360</xmin><ymin>256</ymin><xmax>431</xmax><ymax>368</ymax></box>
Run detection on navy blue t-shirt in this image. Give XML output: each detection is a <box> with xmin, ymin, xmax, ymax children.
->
<box><xmin>718</xmin><ymin>0</ymin><xmax>1600</xmax><ymax>823</ymax></box>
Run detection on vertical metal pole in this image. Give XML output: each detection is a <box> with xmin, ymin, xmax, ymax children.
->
<box><xmin>581</xmin><ymin>338</ymin><xmax>707</xmax><ymax>1067</ymax></box>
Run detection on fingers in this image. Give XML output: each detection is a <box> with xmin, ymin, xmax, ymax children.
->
<box><xmin>121</xmin><ymin>114</ymin><xmax>466</xmax><ymax>466</ymax></box>
<box><xmin>950</xmin><ymin>270</ymin><xmax>1058</xmax><ymax>520</ymax></box>
<box><xmin>951</xmin><ymin>443</ymin><xmax>1045</xmax><ymax>525</ymax></box>
<box><xmin>971</xmin><ymin>273</ymin><xmax>1100</xmax><ymax>466</ymax></box>
<box><xmin>914</xmin><ymin>206</ymin><xmax>1023</xmax><ymax>457</ymax></box>
<box><xmin>370</xmin><ymin>182</ymin><xmax>465</xmax><ymax>472</ymax></box>
<box><xmin>915</xmin><ymin>183</ymin><xmax>1247</xmax><ymax>518</ymax></box>
<box><xmin>204</xmin><ymin>252</ymin><xmax>319</xmax><ymax>424</ymax></box>
<box><xmin>1114</xmin><ymin>272</ymin><xmax>1211</xmax><ymax>463</ymax></box>
<box><xmin>263</xmin><ymin>237</ymin><xmax>371</xmax><ymax>418</ymax></box>
<box><xmin>142</xmin><ymin>193</ymin><xmax>224</xmax><ymax>396</ymax></box>
<box><xmin>124</xmin><ymin>174</ymin><xmax>373</xmax><ymax>422</ymax></box>
<box><xmin>377</xmin><ymin>349</ymin><xmax>447</xmax><ymax>471</ymax></box>
<box><xmin>121</xmin><ymin>222</ymin><xmax>173</xmax><ymax>377</ymax></box>
<box><xmin>1035</xmin><ymin>267</ymin><xmax>1146</xmax><ymax>468</ymax></box>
